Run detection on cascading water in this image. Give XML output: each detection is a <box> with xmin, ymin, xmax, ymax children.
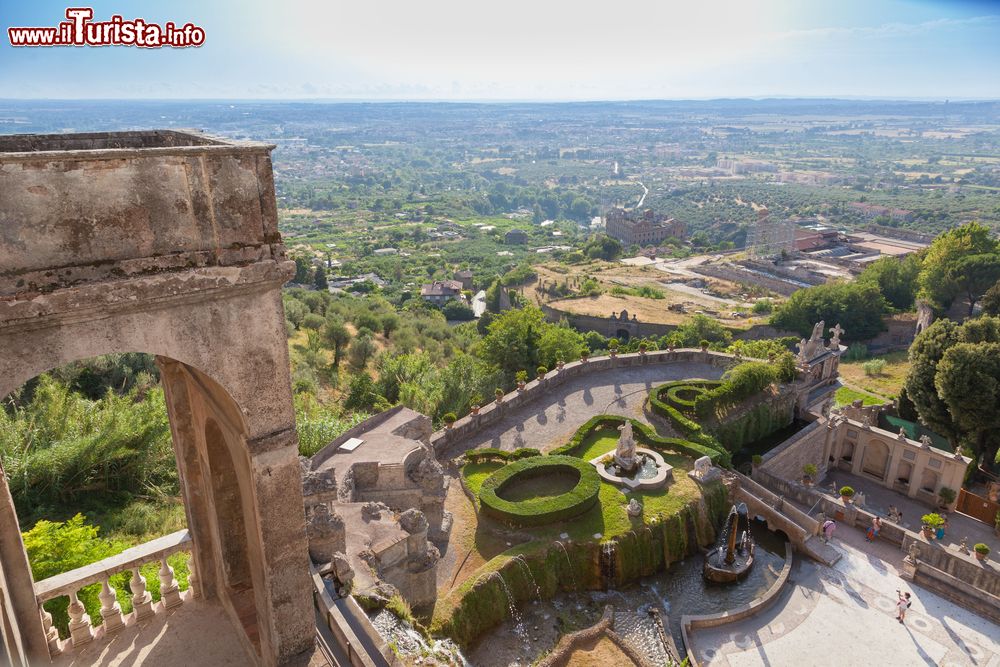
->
<box><xmin>476</xmin><ymin>571</ymin><xmax>528</xmax><ymax>638</ymax></box>
<box><xmin>554</xmin><ymin>540</ymin><xmax>578</xmax><ymax>590</ymax></box>
<box><xmin>513</xmin><ymin>555</ymin><xmax>541</xmax><ymax>601</ymax></box>
<box><xmin>601</xmin><ymin>540</ymin><xmax>617</xmax><ymax>586</ymax></box>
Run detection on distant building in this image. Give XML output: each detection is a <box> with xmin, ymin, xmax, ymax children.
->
<box><xmin>373</xmin><ymin>247</ymin><xmax>399</xmax><ymax>256</ymax></box>
<box><xmin>505</xmin><ymin>229</ymin><xmax>528</xmax><ymax>245</ymax></box>
<box><xmin>454</xmin><ymin>270</ymin><xmax>474</xmax><ymax>290</ymax></box>
<box><xmin>794</xmin><ymin>228</ymin><xmax>839</xmax><ymax>252</ymax></box>
<box><xmin>420</xmin><ymin>279</ymin><xmax>463</xmax><ymax>304</ymax></box>
<box><xmin>605</xmin><ymin>207</ymin><xmax>686</xmax><ymax>247</ymax></box>
<box><xmin>847</xmin><ymin>202</ymin><xmax>913</xmax><ymax>222</ymax></box>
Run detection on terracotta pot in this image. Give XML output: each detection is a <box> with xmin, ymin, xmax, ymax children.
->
<box><xmin>841</xmin><ymin>496</ymin><xmax>853</xmax><ymax>504</ymax></box>
<box><xmin>976</xmin><ymin>551</ymin><xmax>987</xmax><ymax>562</ymax></box>
<box><xmin>517</xmin><ymin>381</ymin><xmax>526</xmax><ymax>390</ymax></box>
<box><xmin>471</xmin><ymin>406</ymin><xmax>480</xmax><ymax>415</ymax></box>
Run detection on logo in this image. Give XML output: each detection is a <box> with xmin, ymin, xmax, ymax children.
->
<box><xmin>8</xmin><ymin>8</ymin><xmax>205</xmax><ymax>48</ymax></box>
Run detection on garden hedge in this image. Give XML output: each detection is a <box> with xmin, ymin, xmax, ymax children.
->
<box><xmin>479</xmin><ymin>455</ymin><xmax>601</xmax><ymax>526</ymax></box>
<box><xmin>464</xmin><ymin>447</ymin><xmax>542</xmax><ymax>464</ymax></box>
<box><xmin>552</xmin><ymin>413</ymin><xmax>729</xmax><ymax>467</ymax></box>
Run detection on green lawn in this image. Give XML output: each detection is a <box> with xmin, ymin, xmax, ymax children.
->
<box><xmin>835</xmin><ymin>386</ymin><xmax>885</xmax><ymax>407</ymax></box>
<box><xmin>459</xmin><ymin>432</ymin><xmax>701</xmax><ymax>545</ymax></box>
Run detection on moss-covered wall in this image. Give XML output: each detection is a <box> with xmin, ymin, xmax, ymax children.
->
<box><xmin>433</xmin><ymin>482</ymin><xmax>730</xmax><ymax>647</ymax></box>
<box><xmin>709</xmin><ymin>393</ymin><xmax>795</xmax><ymax>453</ymax></box>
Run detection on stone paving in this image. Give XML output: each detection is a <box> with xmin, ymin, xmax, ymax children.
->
<box><xmin>688</xmin><ymin>519</ymin><xmax>1000</xmax><ymax>666</ymax></box>
<box><xmin>821</xmin><ymin>470</ymin><xmax>1000</xmax><ymax>554</ymax></box>
<box><xmin>446</xmin><ymin>362</ymin><xmax>724</xmax><ymax>456</ymax></box>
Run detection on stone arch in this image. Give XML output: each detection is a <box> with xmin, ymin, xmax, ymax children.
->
<box><xmin>0</xmin><ymin>131</ymin><xmax>312</xmax><ymax>666</ymax></box>
<box><xmin>615</xmin><ymin>328</ymin><xmax>631</xmax><ymax>343</ymax></box>
<box><xmin>920</xmin><ymin>468</ymin><xmax>940</xmax><ymax>494</ymax></box>
<box><xmin>862</xmin><ymin>440</ymin><xmax>891</xmax><ymax>480</ymax></box>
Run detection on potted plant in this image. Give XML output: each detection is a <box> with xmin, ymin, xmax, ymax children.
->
<box><xmin>975</xmin><ymin>543</ymin><xmax>991</xmax><ymax>562</ymax></box>
<box><xmin>937</xmin><ymin>486</ymin><xmax>956</xmax><ymax>510</ymax></box>
<box><xmin>921</xmin><ymin>513</ymin><xmax>944</xmax><ymax>539</ymax></box>
<box><xmin>536</xmin><ymin>365</ymin><xmax>547</xmax><ymax>381</ymax></box>
<box><xmin>752</xmin><ymin>454</ymin><xmax>763</xmax><ymax>469</ymax></box>
<box><xmin>668</xmin><ymin>342</ymin><xmax>676</xmax><ymax>352</ymax></box>
<box><xmin>470</xmin><ymin>393</ymin><xmax>482</xmax><ymax>415</ymax></box>
<box><xmin>495</xmin><ymin>387</ymin><xmax>504</xmax><ymax>404</ymax></box>
<box><xmin>443</xmin><ymin>412</ymin><xmax>457</xmax><ymax>429</ymax></box>
<box><xmin>580</xmin><ymin>348</ymin><xmax>589</xmax><ymax>362</ymax></box>
<box><xmin>556</xmin><ymin>358</ymin><xmax>565</xmax><ymax>371</ymax></box>
<box><xmin>515</xmin><ymin>370</ymin><xmax>528</xmax><ymax>390</ymax></box>
<box><xmin>700</xmin><ymin>339</ymin><xmax>710</xmax><ymax>352</ymax></box>
<box><xmin>839</xmin><ymin>485</ymin><xmax>855</xmax><ymax>503</ymax></box>
<box><xmin>802</xmin><ymin>463</ymin><xmax>817</xmax><ymax>486</ymax></box>
<box><xmin>609</xmin><ymin>338</ymin><xmax>619</xmax><ymax>358</ymax></box>
<box><xmin>639</xmin><ymin>341</ymin><xmax>648</xmax><ymax>355</ymax></box>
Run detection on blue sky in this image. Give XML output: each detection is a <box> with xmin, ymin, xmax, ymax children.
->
<box><xmin>0</xmin><ymin>0</ymin><xmax>997</xmax><ymax>100</ymax></box>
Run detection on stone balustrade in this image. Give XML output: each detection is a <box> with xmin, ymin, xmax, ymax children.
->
<box><xmin>33</xmin><ymin>528</ymin><xmax>198</xmax><ymax>655</ymax></box>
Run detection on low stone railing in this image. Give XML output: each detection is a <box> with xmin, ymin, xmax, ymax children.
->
<box><xmin>34</xmin><ymin>528</ymin><xmax>197</xmax><ymax>656</ymax></box>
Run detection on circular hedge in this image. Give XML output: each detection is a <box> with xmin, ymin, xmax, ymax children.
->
<box><xmin>479</xmin><ymin>455</ymin><xmax>601</xmax><ymax>526</ymax></box>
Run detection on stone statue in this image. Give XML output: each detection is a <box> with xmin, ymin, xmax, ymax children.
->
<box><xmin>614</xmin><ymin>421</ymin><xmax>638</xmax><ymax>472</ymax></box>
<box><xmin>810</xmin><ymin>320</ymin><xmax>826</xmax><ymax>342</ymax></box>
<box><xmin>693</xmin><ymin>456</ymin><xmax>711</xmax><ymax>479</ymax></box>
<box><xmin>907</xmin><ymin>542</ymin><xmax>920</xmax><ymax>564</ymax></box>
<box><xmin>626</xmin><ymin>498</ymin><xmax>643</xmax><ymax>517</ymax></box>
<box><xmin>959</xmin><ymin>537</ymin><xmax>969</xmax><ymax>554</ymax></box>
<box><xmin>919</xmin><ymin>435</ymin><xmax>932</xmax><ymax>449</ymax></box>
<box><xmin>829</xmin><ymin>323</ymin><xmax>844</xmax><ymax>348</ymax></box>
<box><xmin>898</xmin><ymin>428</ymin><xmax>907</xmax><ymax>440</ymax></box>
<box><xmin>796</xmin><ymin>338</ymin><xmax>809</xmax><ymax>364</ymax></box>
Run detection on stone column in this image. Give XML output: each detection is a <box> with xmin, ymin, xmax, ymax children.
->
<box><xmin>0</xmin><ymin>462</ymin><xmax>49</xmax><ymax>663</ymax></box>
<box><xmin>246</xmin><ymin>429</ymin><xmax>315</xmax><ymax>663</ymax></box>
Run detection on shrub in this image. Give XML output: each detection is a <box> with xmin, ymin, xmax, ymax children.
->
<box><xmin>536</xmin><ymin>366</ymin><xmax>547</xmax><ymax>376</ymax></box>
<box><xmin>464</xmin><ymin>447</ymin><xmax>542</xmax><ymax>464</ymax></box>
<box><xmin>862</xmin><ymin>359</ymin><xmax>887</xmax><ymax>376</ymax></box>
<box><xmin>699</xmin><ymin>339</ymin><xmax>710</xmax><ymax>349</ymax></box>
<box><xmin>938</xmin><ymin>487</ymin><xmax>956</xmax><ymax>505</ymax></box>
<box><xmin>839</xmin><ymin>485</ymin><xmax>855</xmax><ymax>497</ymax></box>
<box><xmin>478</xmin><ymin>456</ymin><xmax>601</xmax><ymax>526</ymax></box>
<box><xmin>751</xmin><ymin>299</ymin><xmax>773</xmax><ymax>314</ymax></box>
<box><xmin>693</xmin><ymin>362</ymin><xmax>777</xmax><ymax>419</ymax></box>
<box><xmin>803</xmin><ymin>464</ymin><xmax>817</xmax><ymax>478</ymax></box>
<box><xmin>752</xmin><ymin>454</ymin><xmax>763</xmax><ymax>466</ymax></box>
<box><xmin>975</xmin><ymin>543</ymin><xmax>990</xmax><ymax>555</ymax></box>
<box><xmin>515</xmin><ymin>370</ymin><xmax>529</xmax><ymax>384</ymax></box>
<box><xmin>844</xmin><ymin>343</ymin><xmax>869</xmax><ymax>361</ymax></box>
<box><xmin>921</xmin><ymin>512</ymin><xmax>945</xmax><ymax>529</ymax></box>
<box><xmin>608</xmin><ymin>338</ymin><xmax>620</xmax><ymax>350</ymax></box>
<box><xmin>443</xmin><ymin>412</ymin><xmax>457</xmax><ymax>424</ymax></box>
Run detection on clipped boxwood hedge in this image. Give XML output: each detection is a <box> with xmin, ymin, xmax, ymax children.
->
<box><xmin>465</xmin><ymin>447</ymin><xmax>542</xmax><ymax>464</ymax></box>
<box><xmin>552</xmin><ymin>414</ymin><xmax>729</xmax><ymax>467</ymax></box>
<box><xmin>479</xmin><ymin>456</ymin><xmax>601</xmax><ymax>526</ymax></box>
<box><xmin>658</xmin><ymin>380</ymin><xmax>721</xmax><ymax>412</ymax></box>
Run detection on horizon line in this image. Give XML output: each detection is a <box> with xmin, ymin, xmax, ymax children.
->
<box><xmin>1</xmin><ymin>95</ymin><xmax>998</xmax><ymax>105</ymax></box>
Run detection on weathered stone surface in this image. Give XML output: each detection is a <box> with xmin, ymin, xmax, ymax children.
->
<box><xmin>0</xmin><ymin>131</ymin><xmax>313</xmax><ymax>666</ymax></box>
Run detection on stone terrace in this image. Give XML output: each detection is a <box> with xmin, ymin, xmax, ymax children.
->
<box><xmin>441</xmin><ymin>360</ymin><xmax>725</xmax><ymax>456</ymax></box>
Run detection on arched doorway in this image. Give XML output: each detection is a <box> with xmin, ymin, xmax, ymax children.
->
<box><xmin>0</xmin><ymin>355</ymin><xmax>271</xmax><ymax>663</ymax></box>
<box><xmin>0</xmin><ymin>129</ymin><xmax>312</xmax><ymax>666</ymax></box>
<box><xmin>616</xmin><ymin>329</ymin><xmax>631</xmax><ymax>343</ymax></box>
<box><xmin>862</xmin><ymin>440</ymin><xmax>890</xmax><ymax>480</ymax></box>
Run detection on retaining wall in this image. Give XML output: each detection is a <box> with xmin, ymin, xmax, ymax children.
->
<box><xmin>431</xmin><ymin>349</ymin><xmax>743</xmax><ymax>455</ymax></box>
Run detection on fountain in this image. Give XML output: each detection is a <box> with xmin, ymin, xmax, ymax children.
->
<box><xmin>589</xmin><ymin>421</ymin><xmax>673</xmax><ymax>491</ymax></box>
<box><xmin>703</xmin><ymin>503</ymin><xmax>755</xmax><ymax>583</ymax></box>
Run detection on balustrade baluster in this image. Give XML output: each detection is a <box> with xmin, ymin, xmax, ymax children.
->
<box><xmin>130</xmin><ymin>567</ymin><xmax>154</xmax><ymax>621</ymax></box>
<box><xmin>67</xmin><ymin>590</ymin><xmax>93</xmax><ymax>646</ymax></box>
<box><xmin>99</xmin><ymin>577</ymin><xmax>125</xmax><ymax>632</ymax></box>
<box><xmin>40</xmin><ymin>606</ymin><xmax>61</xmax><ymax>656</ymax></box>
<box><xmin>188</xmin><ymin>552</ymin><xmax>201</xmax><ymax>598</ymax></box>
<box><xmin>159</xmin><ymin>557</ymin><xmax>183</xmax><ymax>609</ymax></box>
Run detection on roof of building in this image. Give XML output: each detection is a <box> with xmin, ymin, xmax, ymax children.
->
<box><xmin>421</xmin><ymin>279</ymin><xmax>463</xmax><ymax>296</ymax></box>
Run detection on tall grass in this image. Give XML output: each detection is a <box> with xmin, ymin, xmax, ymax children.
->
<box><xmin>0</xmin><ymin>375</ymin><xmax>177</xmax><ymax>528</ymax></box>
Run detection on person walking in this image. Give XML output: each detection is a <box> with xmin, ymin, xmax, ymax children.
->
<box><xmin>866</xmin><ymin>516</ymin><xmax>882</xmax><ymax>542</ymax></box>
<box><xmin>896</xmin><ymin>590</ymin><xmax>912</xmax><ymax>623</ymax></box>
<box><xmin>822</xmin><ymin>518</ymin><xmax>836</xmax><ymax>543</ymax></box>
<box><xmin>936</xmin><ymin>518</ymin><xmax>948</xmax><ymax>541</ymax></box>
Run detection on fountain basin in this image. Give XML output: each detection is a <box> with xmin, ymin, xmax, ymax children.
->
<box><xmin>589</xmin><ymin>448</ymin><xmax>672</xmax><ymax>491</ymax></box>
<box><xmin>703</xmin><ymin>544</ymin><xmax>755</xmax><ymax>583</ymax></box>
